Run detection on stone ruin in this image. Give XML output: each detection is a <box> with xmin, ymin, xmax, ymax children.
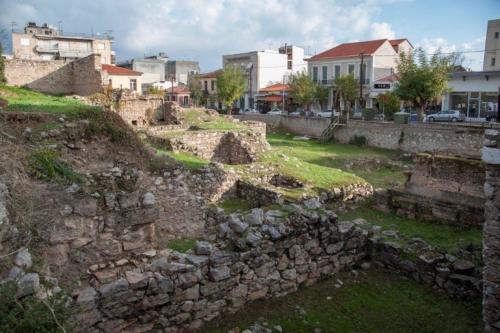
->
<box><xmin>374</xmin><ymin>153</ymin><xmax>484</xmax><ymax>227</ymax></box>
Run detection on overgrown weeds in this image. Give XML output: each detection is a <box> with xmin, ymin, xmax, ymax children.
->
<box><xmin>0</xmin><ymin>281</ymin><xmax>69</xmax><ymax>333</ymax></box>
<box><xmin>28</xmin><ymin>148</ymin><xmax>84</xmax><ymax>185</ymax></box>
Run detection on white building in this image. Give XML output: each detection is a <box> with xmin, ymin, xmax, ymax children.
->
<box><xmin>306</xmin><ymin>39</ymin><xmax>413</xmax><ymax>111</ymax></box>
<box><xmin>442</xmin><ymin>71</ymin><xmax>499</xmax><ymax>121</ymax></box>
<box><xmin>484</xmin><ymin>19</ymin><xmax>500</xmax><ymax>71</ymax></box>
<box><xmin>222</xmin><ymin>46</ymin><xmax>307</xmax><ymax>110</ymax></box>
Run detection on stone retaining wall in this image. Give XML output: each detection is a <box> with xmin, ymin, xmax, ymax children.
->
<box><xmin>482</xmin><ymin>129</ymin><xmax>500</xmax><ymax>332</ymax></box>
<box><xmin>70</xmin><ymin>205</ymin><xmax>370</xmax><ymax>332</ymax></box>
<box><xmin>5</xmin><ymin>54</ymin><xmax>103</xmax><ymax>96</ymax></box>
<box><xmin>115</xmin><ymin>94</ymin><xmax>166</xmax><ymax>127</ymax></box>
<box><xmin>235</xmin><ymin>114</ymin><xmax>487</xmax><ymax>158</ymax></box>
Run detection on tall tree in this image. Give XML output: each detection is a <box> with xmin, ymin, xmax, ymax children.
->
<box><xmin>188</xmin><ymin>77</ymin><xmax>203</xmax><ymax>107</ymax></box>
<box><xmin>334</xmin><ymin>74</ymin><xmax>358</xmax><ymax>118</ymax></box>
<box><xmin>314</xmin><ymin>85</ymin><xmax>330</xmax><ymax>111</ymax></box>
<box><xmin>216</xmin><ymin>65</ymin><xmax>246</xmax><ymax>114</ymax></box>
<box><xmin>0</xmin><ymin>29</ymin><xmax>6</xmax><ymax>84</ymax></box>
<box><xmin>394</xmin><ymin>48</ymin><xmax>458</xmax><ymax>120</ymax></box>
<box><xmin>288</xmin><ymin>71</ymin><xmax>316</xmax><ymax>112</ymax></box>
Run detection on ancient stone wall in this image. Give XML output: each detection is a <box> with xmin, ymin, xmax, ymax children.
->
<box><xmin>5</xmin><ymin>55</ymin><xmax>103</xmax><ymax>96</ymax></box>
<box><xmin>482</xmin><ymin>129</ymin><xmax>500</xmax><ymax>332</ymax></box>
<box><xmin>115</xmin><ymin>94</ymin><xmax>166</xmax><ymax>127</ymax></box>
<box><xmin>151</xmin><ymin>121</ymin><xmax>269</xmax><ymax>165</ymax></box>
<box><xmin>373</xmin><ymin>153</ymin><xmax>485</xmax><ymax>227</ymax></box>
<box><xmin>70</xmin><ymin>205</ymin><xmax>370</xmax><ymax>332</ymax></box>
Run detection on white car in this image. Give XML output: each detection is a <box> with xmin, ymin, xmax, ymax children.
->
<box><xmin>268</xmin><ymin>108</ymin><xmax>282</xmax><ymax>115</ymax></box>
<box><xmin>317</xmin><ymin>110</ymin><xmax>339</xmax><ymax>118</ymax></box>
<box><xmin>288</xmin><ymin>111</ymin><xmax>301</xmax><ymax>116</ymax></box>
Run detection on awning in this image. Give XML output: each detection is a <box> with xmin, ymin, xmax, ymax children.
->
<box><xmin>263</xmin><ymin>95</ymin><xmax>284</xmax><ymax>102</ymax></box>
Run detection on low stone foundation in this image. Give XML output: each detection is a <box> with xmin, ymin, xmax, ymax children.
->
<box><xmin>70</xmin><ymin>205</ymin><xmax>369</xmax><ymax>332</ymax></box>
<box><xmin>373</xmin><ymin>153</ymin><xmax>484</xmax><ymax>227</ymax></box>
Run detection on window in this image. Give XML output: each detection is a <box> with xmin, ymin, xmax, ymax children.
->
<box><xmin>334</xmin><ymin>65</ymin><xmax>341</xmax><ymax>79</ymax></box>
<box><xmin>130</xmin><ymin>79</ymin><xmax>137</xmax><ymax>91</ymax></box>
<box><xmin>322</xmin><ymin>66</ymin><xmax>328</xmax><ymax>84</ymax></box>
<box><xmin>204</xmin><ymin>80</ymin><xmax>208</xmax><ymax>91</ymax></box>
<box><xmin>287</xmin><ymin>60</ymin><xmax>292</xmax><ymax>70</ymax></box>
<box><xmin>348</xmin><ymin>64</ymin><xmax>355</xmax><ymax>75</ymax></box>
<box><xmin>211</xmin><ymin>80</ymin><xmax>215</xmax><ymax>91</ymax></box>
<box><xmin>360</xmin><ymin>63</ymin><xmax>367</xmax><ymax>83</ymax></box>
<box><xmin>312</xmin><ymin>66</ymin><xmax>318</xmax><ymax>83</ymax></box>
<box><xmin>492</xmin><ymin>57</ymin><xmax>496</xmax><ymax>67</ymax></box>
<box><xmin>97</xmin><ymin>43</ymin><xmax>105</xmax><ymax>50</ymax></box>
<box><xmin>20</xmin><ymin>38</ymin><xmax>30</xmax><ymax>46</ymax></box>
<box><xmin>172</xmin><ymin>95</ymin><xmax>177</xmax><ymax>102</ymax></box>
<box><xmin>495</xmin><ymin>32</ymin><xmax>499</xmax><ymax>39</ymax></box>
<box><xmin>183</xmin><ymin>96</ymin><xmax>189</xmax><ymax>105</ymax></box>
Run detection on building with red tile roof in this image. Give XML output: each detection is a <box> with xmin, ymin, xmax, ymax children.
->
<box><xmin>306</xmin><ymin>38</ymin><xmax>413</xmax><ymax>112</ymax></box>
<box><xmin>165</xmin><ymin>85</ymin><xmax>192</xmax><ymax>106</ymax></box>
<box><xmin>101</xmin><ymin>64</ymin><xmax>143</xmax><ymax>94</ymax></box>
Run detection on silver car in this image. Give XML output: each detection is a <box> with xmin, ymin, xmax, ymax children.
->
<box><xmin>425</xmin><ymin>110</ymin><xmax>464</xmax><ymax>122</ymax></box>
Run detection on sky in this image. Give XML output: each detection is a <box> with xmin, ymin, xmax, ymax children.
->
<box><xmin>0</xmin><ymin>0</ymin><xmax>498</xmax><ymax>71</ymax></box>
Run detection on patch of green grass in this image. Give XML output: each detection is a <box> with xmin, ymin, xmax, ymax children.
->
<box><xmin>28</xmin><ymin>148</ymin><xmax>84</xmax><ymax>185</ymax></box>
<box><xmin>181</xmin><ymin>109</ymin><xmax>246</xmax><ymax>132</ymax></box>
<box><xmin>202</xmin><ymin>270</ymin><xmax>482</xmax><ymax>333</ymax></box>
<box><xmin>218</xmin><ymin>198</ymin><xmax>257</xmax><ymax>213</ymax></box>
<box><xmin>337</xmin><ymin>204</ymin><xmax>482</xmax><ymax>253</ymax></box>
<box><xmin>266</xmin><ymin>132</ymin><xmax>406</xmax><ymax>189</ymax></box>
<box><xmin>167</xmin><ymin>239</ymin><xmax>197</xmax><ymax>253</ymax></box>
<box><xmin>1</xmin><ymin>85</ymin><xmax>101</xmax><ymax>114</ymax></box>
<box><xmin>151</xmin><ymin>145</ymin><xmax>209</xmax><ymax>170</ymax></box>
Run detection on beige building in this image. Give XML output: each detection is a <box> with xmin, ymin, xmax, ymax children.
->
<box><xmin>12</xmin><ymin>22</ymin><xmax>114</xmax><ymax>64</ymax></box>
<box><xmin>195</xmin><ymin>69</ymin><xmax>221</xmax><ymax>108</ymax></box>
<box><xmin>306</xmin><ymin>38</ymin><xmax>413</xmax><ymax>110</ymax></box>
<box><xmin>102</xmin><ymin>64</ymin><xmax>143</xmax><ymax>94</ymax></box>
<box><xmin>483</xmin><ymin>19</ymin><xmax>500</xmax><ymax>71</ymax></box>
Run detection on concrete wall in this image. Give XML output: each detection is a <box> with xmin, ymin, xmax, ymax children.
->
<box><xmin>5</xmin><ymin>54</ymin><xmax>103</xmax><ymax>96</ymax></box>
<box><xmin>235</xmin><ymin>114</ymin><xmax>486</xmax><ymax>157</ymax></box>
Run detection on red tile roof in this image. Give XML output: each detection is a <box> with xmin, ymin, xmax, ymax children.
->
<box><xmin>260</xmin><ymin>83</ymin><xmax>289</xmax><ymax>93</ymax></box>
<box><xmin>166</xmin><ymin>85</ymin><xmax>191</xmax><ymax>94</ymax></box>
<box><xmin>308</xmin><ymin>39</ymin><xmax>388</xmax><ymax>61</ymax></box>
<box><xmin>102</xmin><ymin>64</ymin><xmax>142</xmax><ymax>76</ymax></box>
<box><xmin>197</xmin><ymin>69</ymin><xmax>222</xmax><ymax>79</ymax></box>
<box><xmin>389</xmin><ymin>39</ymin><xmax>413</xmax><ymax>52</ymax></box>
<box><xmin>374</xmin><ymin>73</ymin><xmax>399</xmax><ymax>83</ymax></box>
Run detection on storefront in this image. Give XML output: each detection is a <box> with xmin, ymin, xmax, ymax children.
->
<box><xmin>442</xmin><ymin>71</ymin><xmax>500</xmax><ymax>122</ymax></box>
<box><xmin>254</xmin><ymin>83</ymin><xmax>291</xmax><ymax>113</ymax></box>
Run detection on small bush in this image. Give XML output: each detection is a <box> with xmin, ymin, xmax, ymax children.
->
<box><xmin>349</xmin><ymin>135</ymin><xmax>367</xmax><ymax>146</ymax></box>
<box><xmin>362</xmin><ymin>108</ymin><xmax>376</xmax><ymax>121</ymax></box>
<box><xmin>146</xmin><ymin>86</ymin><xmax>165</xmax><ymax>96</ymax></box>
<box><xmin>28</xmin><ymin>148</ymin><xmax>84</xmax><ymax>185</ymax></box>
<box><xmin>0</xmin><ymin>281</ymin><xmax>68</xmax><ymax>333</ymax></box>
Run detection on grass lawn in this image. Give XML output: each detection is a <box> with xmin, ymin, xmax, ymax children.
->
<box><xmin>0</xmin><ymin>85</ymin><xmax>100</xmax><ymax>114</ymax></box>
<box><xmin>338</xmin><ymin>203</ymin><xmax>482</xmax><ymax>253</ymax></box>
<box><xmin>202</xmin><ymin>270</ymin><xmax>482</xmax><ymax>333</ymax></box>
<box><xmin>267</xmin><ymin>132</ymin><xmax>407</xmax><ymax>189</ymax></box>
<box><xmin>181</xmin><ymin>109</ymin><xmax>247</xmax><ymax>132</ymax></box>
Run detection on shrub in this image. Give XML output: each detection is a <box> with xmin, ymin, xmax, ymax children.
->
<box><xmin>362</xmin><ymin>108</ymin><xmax>376</xmax><ymax>121</ymax></box>
<box><xmin>28</xmin><ymin>148</ymin><xmax>84</xmax><ymax>185</ymax></box>
<box><xmin>349</xmin><ymin>135</ymin><xmax>367</xmax><ymax>146</ymax></box>
<box><xmin>0</xmin><ymin>281</ymin><xmax>68</xmax><ymax>333</ymax></box>
<box><xmin>146</xmin><ymin>86</ymin><xmax>165</xmax><ymax>96</ymax></box>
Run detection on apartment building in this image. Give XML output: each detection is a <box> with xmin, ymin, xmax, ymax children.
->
<box><xmin>117</xmin><ymin>53</ymin><xmax>169</xmax><ymax>91</ymax></box>
<box><xmin>12</xmin><ymin>22</ymin><xmax>114</xmax><ymax>64</ymax></box>
<box><xmin>306</xmin><ymin>38</ymin><xmax>413</xmax><ymax>110</ymax></box>
<box><xmin>483</xmin><ymin>19</ymin><xmax>500</xmax><ymax>71</ymax></box>
<box><xmin>222</xmin><ymin>45</ymin><xmax>307</xmax><ymax>110</ymax></box>
<box><xmin>165</xmin><ymin>60</ymin><xmax>200</xmax><ymax>85</ymax></box>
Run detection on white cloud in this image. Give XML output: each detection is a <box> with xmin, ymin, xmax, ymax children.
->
<box><xmin>370</xmin><ymin>22</ymin><xmax>396</xmax><ymax>39</ymax></box>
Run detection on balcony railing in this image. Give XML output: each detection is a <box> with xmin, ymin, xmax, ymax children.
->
<box><xmin>313</xmin><ymin>78</ymin><xmax>370</xmax><ymax>85</ymax></box>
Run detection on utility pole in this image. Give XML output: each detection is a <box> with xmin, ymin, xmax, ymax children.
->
<box><xmin>10</xmin><ymin>21</ymin><xmax>16</xmax><ymax>32</ymax></box>
<box><xmin>282</xmin><ymin>74</ymin><xmax>286</xmax><ymax>114</ymax></box>
<box><xmin>359</xmin><ymin>53</ymin><xmax>364</xmax><ymax>111</ymax></box>
<box><xmin>497</xmin><ymin>86</ymin><xmax>500</xmax><ymax>122</ymax></box>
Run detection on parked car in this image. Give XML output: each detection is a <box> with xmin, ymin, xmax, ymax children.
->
<box><xmin>288</xmin><ymin>111</ymin><xmax>301</xmax><ymax>116</ymax></box>
<box><xmin>268</xmin><ymin>108</ymin><xmax>282</xmax><ymax>115</ymax></box>
<box><xmin>425</xmin><ymin>110</ymin><xmax>464</xmax><ymax>122</ymax></box>
<box><xmin>317</xmin><ymin>110</ymin><xmax>340</xmax><ymax>118</ymax></box>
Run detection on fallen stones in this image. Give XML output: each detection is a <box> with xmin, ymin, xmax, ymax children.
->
<box><xmin>142</xmin><ymin>192</ymin><xmax>155</xmax><ymax>206</ymax></box>
<box><xmin>228</xmin><ymin>214</ymin><xmax>248</xmax><ymax>234</ymax></box>
<box><xmin>14</xmin><ymin>247</ymin><xmax>32</xmax><ymax>269</ymax></box>
<box><xmin>16</xmin><ymin>273</ymin><xmax>40</xmax><ymax>298</ymax></box>
<box><xmin>194</xmin><ymin>241</ymin><xmax>213</xmax><ymax>255</ymax></box>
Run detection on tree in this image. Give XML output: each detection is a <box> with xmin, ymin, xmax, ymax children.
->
<box><xmin>394</xmin><ymin>48</ymin><xmax>458</xmax><ymax>120</ymax></box>
<box><xmin>377</xmin><ymin>91</ymin><xmax>400</xmax><ymax>120</ymax></box>
<box><xmin>334</xmin><ymin>74</ymin><xmax>358</xmax><ymax>118</ymax></box>
<box><xmin>314</xmin><ymin>85</ymin><xmax>330</xmax><ymax>111</ymax></box>
<box><xmin>188</xmin><ymin>77</ymin><xmax>203</xmax><ymax>107</ymax></box>
<box><xmin>216</xmin><ymin>65</ymin><xmax>246</xmax><ymax>114</ymax></box>
<box><xmin>0</xmin><ymin>30</ymin><xmax>6</xmax><ymax>84</ymax></box>
<box><xmin>288</xmin><ymin>71</ymin><xmax>316</xmax><ymax>113</ymax></box>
